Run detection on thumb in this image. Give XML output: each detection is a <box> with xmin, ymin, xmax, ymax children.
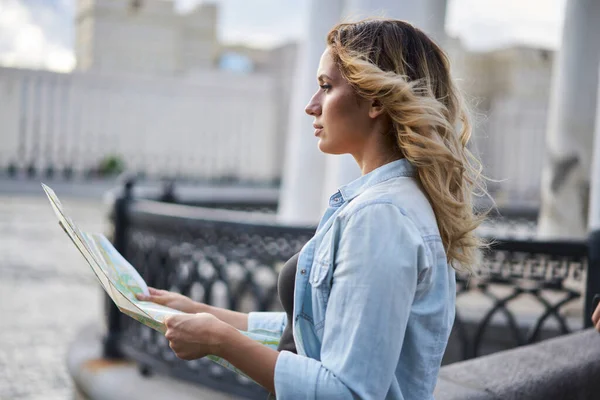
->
<box><xmin>164</xmin><ymin>315</ymin><xmax>179</xmax><ymax>328</ymax></box>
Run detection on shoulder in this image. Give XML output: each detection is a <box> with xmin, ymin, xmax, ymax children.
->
<box><xmin>335</xmin><ymin>198</ymin><xmax>424</xmax><ymax>254</ymax></box>
<box><xmin>339</xmin><ymin>176</ymin><xmax>439</xmax><ymax>238</ymax></box>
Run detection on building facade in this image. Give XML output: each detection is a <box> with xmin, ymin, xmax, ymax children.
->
<box><xmin>0</xmin><ymin>0</ymin><xmax>556</xmax><ymax>205</ymax></box>
<box><xmin>75</xmin><ymin>0</ymin><xmax>219</xmax><ymax>76</ymax></box>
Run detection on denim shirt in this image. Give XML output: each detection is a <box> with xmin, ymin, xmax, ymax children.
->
<box><xmin>248</xmin><ymin>158</ymin><xmax>456</xmax><ymax>399</ymax></box>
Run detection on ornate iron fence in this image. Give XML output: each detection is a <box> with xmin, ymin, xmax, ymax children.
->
<box><xmin>449</xmin><ymin>239</ymin><xmax>588</xmax><ymax>362</ymax></box>
<box><xmin>104</xmin><ymin>179</ymin><xmax>600</xmax><ymax>399</ymax></box>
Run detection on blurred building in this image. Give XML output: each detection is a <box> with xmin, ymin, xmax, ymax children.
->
<box><xmin>0</xmin><ymin>0</ymin><xmax>554</xmax><ymax>205</ymax></box>
<box><xmin>76</xmin><ymin>0</ymin><xmax>219</xmax><ymax>75</ymax></box>
<box><xmin>447</xmin><ymin>40</ymin><xmax>554</xmax><ymax>205</ymax></box>
<box><xmin>0</xmin><ymin>0</ymin><xmax>296</xmax><ymax>184</ymax></box>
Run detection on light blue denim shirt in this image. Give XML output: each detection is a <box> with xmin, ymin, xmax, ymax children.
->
<box><xmin>248</xmin><ymin>158</ymin><xmax>456</xmax><ymax>399</ymax></box>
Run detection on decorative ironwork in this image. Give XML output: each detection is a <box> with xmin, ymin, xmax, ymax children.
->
<box><xmin>116</xmin><ymin>199</ymin><xmax>312</xmax><ymax>398</ymax></box>
<box><xmin>452</xmin><ymin>239</ymin><xmax>588</xmax><ymax>360</ymax></box>
<box><xmin>106</xmin><ymin>180</ymin><xmax>595</xmax><ymax>399</ymax></box>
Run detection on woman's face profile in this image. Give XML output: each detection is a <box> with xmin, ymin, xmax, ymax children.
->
<box><xmin>305</xmin><ymin>48</ymin><xmax>372</xmax><ymax>156</ymax></box>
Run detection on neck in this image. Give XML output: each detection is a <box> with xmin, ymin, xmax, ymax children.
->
<box><xmin>353</xmin><ymin>131</ymin><xmax>403</xmax><ymax>175</ymax></box>
<box><xmin>355</xmin><ymin>153</ymin><xmax>403</xmax><ymax>175</ymax></box>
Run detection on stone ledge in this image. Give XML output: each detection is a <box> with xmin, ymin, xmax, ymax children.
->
<box><xmin>70</xmin><ymin>323</ymin><xmax>600</xmax><ymax>399</ymax></box>
<box><xmin>435</xmin><ymin>329</ymin><xmax>600</xmax><ymax>400</ymax></box>
<box><xmin>67</xmin><ymin>323</ymin><xmax>242</xmax><ymax>400</ymax></box>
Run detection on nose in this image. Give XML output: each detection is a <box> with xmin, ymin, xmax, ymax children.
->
<box><xmin>305</xmin><ymin>92</ymin><xmax>321</xmax><ymax>116</ymax></box>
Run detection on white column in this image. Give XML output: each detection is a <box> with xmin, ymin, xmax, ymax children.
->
<box><xmin>538</xmin><ymin>0</ymin><xmax>600</xmax><ymax>238</ymax></box>
<box><xmin>322</xmin><ymin>155</ymin><xmax>361</xmax><ymax>207</ymax></box>
<box><xmin>23</xmin><ymin>75</ymin><xmax>36</xmax><ymax>170</ymax></box>
<box><xmin>423</xmin><ymin>0</ymin><xmax>448</xmax><ymax>45</ymax></box>
<box><xmin>344</xmin><ymin>0</ymin><xmax>420</xmax><ymax>24</ymax></box>
<box><xmin>321</xmin><ymin>0</ymin><xmax>448</xmax><ymax>207</ymax></box>
<box><xmin>0</xmin><ymin>69</ymin><xmax>21</xmax><ymax>169</ymax></box>
<box><xmin>277</xmin><ymin>0</ymin><xmax>345</xmax><ymax>225</ymax></box>
<box><xmin>343</xmin><ymin>0</ymin><xmax>447</xmax><ymax>42</ymax></box>
<box><xmin>588</xmin><ymin>63</ymin><xmax>600</xmax><ymax>231</ymax></box>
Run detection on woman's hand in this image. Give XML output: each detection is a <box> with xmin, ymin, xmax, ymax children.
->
<box><xmin>136</xmin><ymin>287</ymin><xmax>205</xmax><ymax>314</ymax></box>
<box><xmin>592</xmin><ymin>295</ymin><xmax>600</xmax><ymax>332</ymax></box>
<box><xmin>137</xmin><ymin>287</ymin><xmax>250</xmax><ymax>331</ymax></box>
<box><xmin>164</xmin><ymin>314</ymin><xmax>278</xmax><ymax>393</ymax></box>
<box><xmin>164</xmin><ymin>313</ymin><xmax>231</xmax><ymax>360</ymax></box>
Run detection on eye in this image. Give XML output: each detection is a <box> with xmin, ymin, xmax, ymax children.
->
<box><xmin>320</xmin><ymin>84</ymin><xmax>332</xmax><ymax>92</ymax></box>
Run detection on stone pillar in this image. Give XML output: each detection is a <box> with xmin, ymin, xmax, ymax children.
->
<box><xmin>321</xmin><ymin>154</ymin><xmax>361</xmax><ymax>208</ymax></box>
<box><xmin>538</xmin><ymin>0</ymin><xmax>600</xmax><ymax>238</ymax></box>
<box><xmin>277</xmin><ymin>0</ymin><xmax>345</xmax><ymax>225</ymax></box>
<box><xmin>423</xmin><ymin>0</ymin><xmax>448</xmax><ymax>45</ymax></box>
<box><xmin>586</xmin><ymin>64</ymin><xmax>600</xmax><ymax>325</ymax></box>
<box><xmin>589</xmin><ymin>64</ymin><xmax>600</xmax><ymax>231</ymax></box>
<box><xmin>321</xmin><ymin>0</ymin><xmax>448</xmax><ymax>206</ymax></box>
<box><xmin>343</xmin><ymin>0</ymin><xmax>447</xmax><ymax>42</ymax></box>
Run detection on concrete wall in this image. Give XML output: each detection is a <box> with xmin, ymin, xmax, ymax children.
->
<box><xmin>0</xmin><ymin>66</ymin><xmax>280</xmax><ymax>182</ymax></box>
<box><xmin>68</xmin><ymin>324</ymin><xmax>600</xmax><ymax>399</ymax></box>
<box><xmin>435</xmin><ymin>329</ymin><xmax>600</xmax><ymax>399</ymax></box>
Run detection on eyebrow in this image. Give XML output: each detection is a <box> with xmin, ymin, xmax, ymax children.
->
<box><xmin>317</xmin><ymin>74</ymin><xmax>333</xmax><ymax>82</ymax></box>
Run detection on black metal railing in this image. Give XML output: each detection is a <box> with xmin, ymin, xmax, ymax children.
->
<box><xmin>449</xmin><ymin>238</ymin><xmax>588</xmax><ymax>362</ymax></box>
<box><xmin>104</xmin><ymin>178</ymin><xmax>600</xmax><ymax>399</ymax></box>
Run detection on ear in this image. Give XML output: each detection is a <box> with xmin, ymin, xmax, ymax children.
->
<box><xmin>368</xmin><ymin>99</ymin><xmax>386</xmax><ymax>119</ymax></box>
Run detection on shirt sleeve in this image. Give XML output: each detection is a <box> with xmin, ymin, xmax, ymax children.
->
<box><xmin>274</xmin><ymin>203</ymin><xmax>422</xmax><ymax>399</ymax></box>
<box><xmin>247</xmin><ymin>311</ymin><xmax>287</xmax><ymax>339</ymax></box>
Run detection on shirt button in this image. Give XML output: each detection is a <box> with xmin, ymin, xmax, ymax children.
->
<box><xmin>300</xmin><ymin>269</ymin><xmax>306</xmax><ymax>275</ymax></box>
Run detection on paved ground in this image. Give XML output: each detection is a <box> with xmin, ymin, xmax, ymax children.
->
<box><xmin>0</xmin><ymin>187</ymin><xmax>108</xmax><ymax>400</ymax></box>
<box><xmin>0</xmin><ymin>177</ymin><xmax>278</xmax><ymax>400</ymax></box>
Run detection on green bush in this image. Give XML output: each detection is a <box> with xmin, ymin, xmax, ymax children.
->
<box><xmin>98</xmin><ymin>155</ymin><xmax>125</xmax><ymax>176</ymax></box>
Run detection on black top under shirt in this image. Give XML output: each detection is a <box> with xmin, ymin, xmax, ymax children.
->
<box><xmin>276</xmin><ymin>252</ymin><xmax>299</xmax><ymax>354</ymax></box>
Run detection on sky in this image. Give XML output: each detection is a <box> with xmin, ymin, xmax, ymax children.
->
<box><xmin>0</xmin><ymin>0</ymin><xmax>567</xmax><ymax>73</ymax></box>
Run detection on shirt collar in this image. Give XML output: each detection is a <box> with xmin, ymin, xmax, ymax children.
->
<box><xmin>329</xmin><ymin>158</ymin><xmax>415</xmax><ymax>206</ymax></box>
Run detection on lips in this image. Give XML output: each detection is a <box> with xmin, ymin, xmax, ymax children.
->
<box><xmin>313</xmin><ymin>123</ymin><xmax>323</xmax><ymax>137</ymax></box>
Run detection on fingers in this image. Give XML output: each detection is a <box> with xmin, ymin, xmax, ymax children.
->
<box><xmin>594</xmin><ymin>309</ymin><xmax>600</xmax><ymax>332</ymax></box>
<box><xmin>148</xmin><ymin>287</ymin><xmax>166</xmax><ymax>295</ymax></box>
<box><xmin>135</xmin><ymin>293</ymin><xmax>157</xmax><ymax>302</ymax></box>
<box><xmin>135</xmin><ymin>292</ymin><xmax>147</xmax><ymax>300</ymax></box>
<box><xmin>592</xmin><ymin>306</ymin><xmax>600</xmax><ymax>327</ymax></box>
<box><xmin>136</xmin><ymin>287</ymin><xmax>167</xmax><ymax>303</ymax></box>
<box><xmin>592</xmin><ymin>299</ymin><xmax>600</xmax><ymax>330</ymax></box>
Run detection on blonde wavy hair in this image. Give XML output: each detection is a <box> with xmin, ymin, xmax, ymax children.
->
<box><xmin>327</xmin><ymin>18</ymin><xmax>487</xmax><ymax>271</ymax></box>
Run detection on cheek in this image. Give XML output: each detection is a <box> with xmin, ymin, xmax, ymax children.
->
<box><xmin>321</xmin><ymin>96</ymin><xmax>337</xmax><ymax>122</ymax></box>
<box><xmin>325</xmin><ymin>95</ymin><xmax>367</xmax><ymax>136</ymax></box>
<box><xmin>323</xmin><ymin>94</ymin><xmax>351</xmax><ymax>127</ymax></box>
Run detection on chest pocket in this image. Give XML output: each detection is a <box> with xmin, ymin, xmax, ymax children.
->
<box><xmin>302</xmin><ymin>215</ymin><xmax>342</xmax><ymax>335</ymax></box>
<box><xmin>310</xmin><ymin>258</ymin><xmax>332</xmax><ymax>289</ymax></box>
<box><xmin>308</xmin><ymin>247</ymin><xmax>334</xmax><ymax>333</ymax></box>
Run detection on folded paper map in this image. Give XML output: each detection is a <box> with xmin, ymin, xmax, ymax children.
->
<box><xmin>41</xmin><ymin>183</ymin><xmax>279</xmax><ymax>378</ymax></box>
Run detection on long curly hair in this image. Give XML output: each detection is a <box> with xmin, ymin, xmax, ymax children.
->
<box><xmin>327</xmin><ymin>18</ymin><xmax>488</xmax><ymax>271</ymax></box>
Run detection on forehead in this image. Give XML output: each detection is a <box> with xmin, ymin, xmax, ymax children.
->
<box><xmin>317</xmin><ymin>48</ymin><xmax>340</xmax><ymax>79</ymax></box>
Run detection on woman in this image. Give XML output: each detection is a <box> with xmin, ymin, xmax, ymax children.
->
<box><xmin>137</xmin><ymin>18</ymin><xmax>486</xmax><ymax>399</ymax></box>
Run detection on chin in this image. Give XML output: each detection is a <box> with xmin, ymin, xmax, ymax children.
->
<box><xmin>317</xmin><ymin>139</ymin><xmax>334</xmax><ymax>154</ymax></box>
<box><xmin>318</xmin><ymin>140</ymin><xmax>345</xmax><ymax>155</ymax></box>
